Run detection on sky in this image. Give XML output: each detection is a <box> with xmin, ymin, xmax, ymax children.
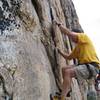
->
<box><xmin>72</xmin><ymin>0</ymin><xmax>100</xmax><ymax>59</ymax></box>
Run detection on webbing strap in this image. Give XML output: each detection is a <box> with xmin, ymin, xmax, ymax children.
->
<box><xmin>85</xmin><ymin>64</ymin><xmax>93</xmax><ymax>79</ymax></box>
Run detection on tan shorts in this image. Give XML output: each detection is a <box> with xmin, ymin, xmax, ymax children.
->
<box><xmin>74</xmin><ymin>64</ymin><xmax>99</xmax><ymax>80</ymax></box>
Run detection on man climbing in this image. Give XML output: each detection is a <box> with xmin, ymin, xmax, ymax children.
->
<box><xmin>54</xmin><ymin>21</ymin><xmax>100</xmax><ymax>100</ymax></box>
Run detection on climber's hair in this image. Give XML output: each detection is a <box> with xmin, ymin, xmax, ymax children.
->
<box><xmin>72</xmin><ymin>29</ymin><xmax>82</xmax><ymax>33</ymax></box>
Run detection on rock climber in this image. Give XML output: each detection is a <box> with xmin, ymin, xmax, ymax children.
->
<box><xmin>54</xmin><ymin>21</ymin><xmax>100</xmax><ymax>100</ymax></box>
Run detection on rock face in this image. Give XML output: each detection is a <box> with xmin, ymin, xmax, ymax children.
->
<box><xmin>0</xmin><ymin>0</ymin><xmax>99</xmax><ymax>100</ymax></box>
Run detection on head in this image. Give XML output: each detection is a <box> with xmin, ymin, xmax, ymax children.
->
<box><xmin>72</xmin><ymin>29</ymin><xmax>83</xmax><ymax>33</ymax></box>
<box><xmin>71</xmin><ymin>29</ymin><xmax>83</xmax><ymax>43</ymax></box>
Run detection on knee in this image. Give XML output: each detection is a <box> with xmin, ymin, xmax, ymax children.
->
<box><xmin>62</xmin><ymin>68</ymin><xmax>70</xmax><ymax>76</ymax></box>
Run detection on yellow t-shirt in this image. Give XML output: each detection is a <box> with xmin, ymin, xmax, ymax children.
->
<box><xmin>68</xmin><ymin>33</ymin><xmax>100</xmax><ymax>66</ymax></box>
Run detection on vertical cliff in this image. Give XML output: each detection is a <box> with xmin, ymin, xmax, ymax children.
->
<box><xmin>0</xmin><ymin>0</ymin><xmax>99</xmax><ymax>100</ymax></box>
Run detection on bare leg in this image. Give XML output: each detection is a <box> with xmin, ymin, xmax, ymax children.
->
<box><xmin>61</xmin><ymin>75</ymin><xmax>71</xmax><ymax>97</ymax></box>
<box><xmin>61</xmin><ymin>66</ymin><xmax>75</xmax><ymax>100</ymax></box>
<box><xmin>62</xmin><ymin>67</ymin><xmax>73</xmax><ymax>79</ymax></box>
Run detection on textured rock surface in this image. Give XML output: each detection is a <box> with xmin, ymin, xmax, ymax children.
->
<box><xmin>0</xmin><ymin>0</ymin><xmax>99</xmax><ymax>100</ymax></box>
<box><xmin>0</xmin><ymin>0</ymin><xmax>57</xmax><ymax>100</ymax></box>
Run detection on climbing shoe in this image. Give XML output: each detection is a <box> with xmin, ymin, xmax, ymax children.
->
<box><xmin>56</xmin><ymin>90</ymin><xmax>71</xmax><ymax>97</ymax></box>
<box><xmin>50</xmin><ymin>93</ymin><xmax>60</xmax><ymax>100</ymax></box>
<box><xmin>50</xmin><ymin>92</ymin><xmax>67</xmax><ymax>100</ymax></box>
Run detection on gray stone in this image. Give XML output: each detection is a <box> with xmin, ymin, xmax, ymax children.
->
<box><xmin>0</xmin><ymin>0</ymin><xmax>98</xmax><ymax>100</ymax></box>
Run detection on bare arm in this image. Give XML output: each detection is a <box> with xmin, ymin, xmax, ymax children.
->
<box><xmin>59</xmin><ymin>25</ymin><xmax>78</xmax><ymax>41</ymax></box>
<box><xmin>58</xmin><ymin>49</ymin><xmax>70</xmax><ymax>60</ymax></box>
<box><xmin>54</xmin><ymin>20</ymin><xmax>78</xmax><ymax>42</ymax></box>
<box><xmin>58</xmin><ymin>46</ymin><xmax>77</xmax><ymax>60</ymax></box>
